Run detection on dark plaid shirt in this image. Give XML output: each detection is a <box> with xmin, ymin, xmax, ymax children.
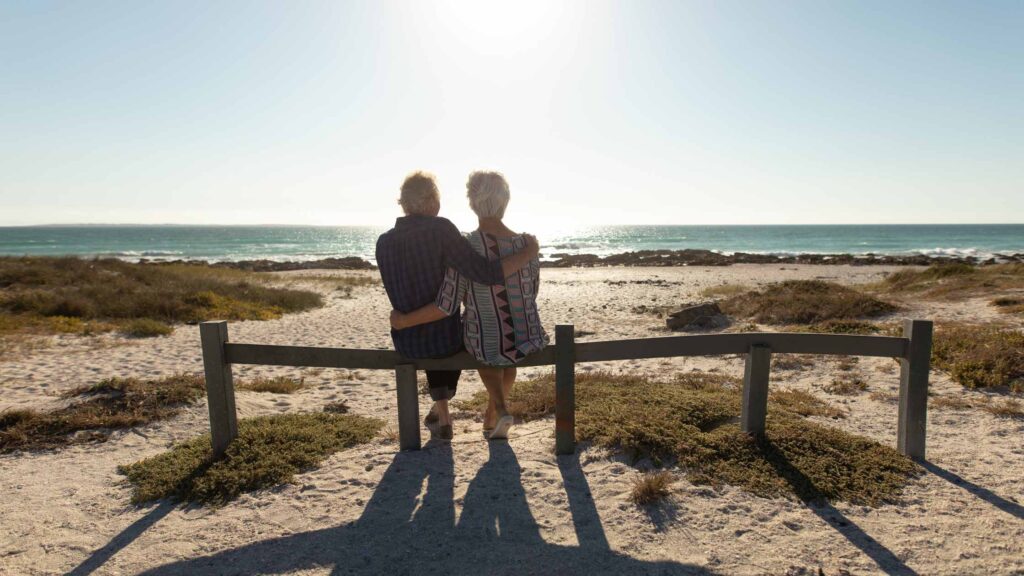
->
<box><xmin>376</xmin><ymin>215</ymin><xmax>505</xmax><ymax>359</ymax></box>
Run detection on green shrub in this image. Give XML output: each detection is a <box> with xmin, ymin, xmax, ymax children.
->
<box><xmin>880</xmin><ymin>263</ymin><xmax>1024</xmax><ymax>298</ymax></box>
<box><xmin>122</xmin><ymin>318</ymin><xmax>173</xmax><ymax>338</ymax></box>
<box><xmin>457</xmin><ymin>371</ymin><xmax>912</xmax><ymax>505</ymax></box>
<box><xmin>119</xmin><ymin>413</ymin><xmax>383</xmax><ymax>505</ymax></box>
<box><xmin>0</xmin><ymin>257</ymin><xmax>323</xmax><ymax>337</ymax></box>
<box><xmin>237</xmin><ymin>376</ymin><xmax>305</xmax><ymax>394</ymax></box>
<box><xmin>720</xmin><ymin>280</ymin><xmax>897</xmax><ymax>325</ymax></box>
<box><xmin>932</xmin><ymin>325</ymin><xmax>1024</xmax><ymax>392</ymax></box>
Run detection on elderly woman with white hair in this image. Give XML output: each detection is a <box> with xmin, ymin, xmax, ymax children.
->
<box><xmin>391</xmin><ymin>171</ymin><xmax>548</xmax><ymax>440</ymax></box>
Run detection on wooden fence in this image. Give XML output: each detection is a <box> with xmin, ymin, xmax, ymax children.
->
<box><xmin>199</xmin><ymin>319</ymin><xmax>933</xmax><ymax>461</ymax></box>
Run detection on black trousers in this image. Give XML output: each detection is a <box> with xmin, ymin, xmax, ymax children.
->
<box><xmin>425</xmin><ymin>369</ymin><xmax>461</xmax><ymax>401</ymax></box>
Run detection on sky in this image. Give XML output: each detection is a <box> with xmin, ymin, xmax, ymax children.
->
<box><xmin>1</xmin><ymin>0</ymin><xmax>1022</xmax><ymax>230</ymax></box>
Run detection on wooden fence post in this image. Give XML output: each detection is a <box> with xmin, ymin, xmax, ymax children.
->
<box><xmin>741</xmin><ymin>344</ymin><xmax>772</xmax><ymax>436</ymax></box>
<box><xmin>395</xmin><ymin>364</ymin><xmax>421</xmax><ymax>451</ymax></box>
<box><xmin>898</xmin><ymin>319</ymin><xmax>932</xmax><ymax>460</ymax></box>
<box><xmin>200</xmin><ymin>321</ymin><xmax>238</xmax><ymax>458</ymax></box>
<box><xmin>555</xmin><ymin>324</ymin><xmax>576</xmax><ymax>455</ymax></box>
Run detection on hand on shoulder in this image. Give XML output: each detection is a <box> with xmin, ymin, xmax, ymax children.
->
<box><xmin>521</xmin><ymin>233</ymin><xmax>539</xmax><ymax>257</ymax></box>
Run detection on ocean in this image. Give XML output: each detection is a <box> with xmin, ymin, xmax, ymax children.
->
<box><xmin>0</xmin><ymin>224</ymin><xmax>1021</xmax><ymax>263</ymax></box>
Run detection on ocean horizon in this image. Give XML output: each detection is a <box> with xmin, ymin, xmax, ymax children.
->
<box><xmin>0</xmin><ymin>223</ymin><xmax>1021</xmax><ymax>263</ymax></box>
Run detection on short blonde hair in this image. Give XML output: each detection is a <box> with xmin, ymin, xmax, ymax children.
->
<box><xmin>466</xmin><ymin>171</ymin><xmax>510</xmax><ymax>219</ymax></box>
<box><xmin>398</xmin><ymin>171</ymin><xmax>440</xmax><ymax>215</ymax></box>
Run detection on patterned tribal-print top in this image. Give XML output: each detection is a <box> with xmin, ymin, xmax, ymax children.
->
<box><xmin>435</xmin><ymin>231</ymin><xmax>549</xmax><ymax>366</ymax></box>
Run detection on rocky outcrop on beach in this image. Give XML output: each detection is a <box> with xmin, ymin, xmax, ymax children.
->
<box><xmin>212</xmin><ymin>257</ymin><xmax>377</xmax><ymax>272</ymax></box>
<box><xmin>540</xmin><ymin>249</ymin><xmax>1024</xmax><ymax>268</ymax></box>
<box><xmin>137</xmin><ymin>257</ymin><xmax>377</xmax><ymax>271</ymax></box>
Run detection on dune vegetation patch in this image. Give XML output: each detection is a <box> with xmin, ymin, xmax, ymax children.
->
<box><xmin>0</xmin><ymin>257</ymin><xmax>323</xmax><ymax>338</ymax></box>
<box><xmin>283</xmin><ymin>273</ymin><xmax>380</xmax><ymax>299</ymax></box>
<box><xmin>0</xmin><ymin>374</ymin><xmax>206</xmax><ymax>453</ymax></box>
<box><xmin>932</xmin><ymin>324</ymin><xmax>1024</xmax><ymax>392</ymax></box>
<box><xmin>119</xmin><ymin>413</ymin><xmax>383</xmax><ymax>505</ymax></box>
<box><xmin>457</xmin><ymin>371</ymin><xmax>913</xmax><ymax>505</ymax></box>
<box><xmin>122</xmin><ymin>318</ymin><xmax>174</xmax><ymax>338</ymax></box>
<box><xmin>990</xmin><ymin>296</ymin><xmax>1024</xmax><ymax>315</ymax></box>
<box><xmin>631</xmin><ymin>471</ymin><xmax>675</xmax><ymax>505</ymax></box>
<box><xmin>801</xmin><ymin>319</ymin><xmax>889</xmax><ymax>335</ymax></box>
<box><xmin>236</xmin><ymin>375</ymin><xmax>306</xmax><ymax>394</ymax></box>
<box><xmin>879</xmin><ymin>263</ymin><xmax>1024</xmax><ymax>299</ymax></box>
<box><xmin>699</xmin><ymin>283</ymin><xmax>750</xmax><ymax>299</ymax></box>
<box><xmin>719</xmin><ymin>280</ymin><xmax>897</xmax><ymax>325</ymax></box>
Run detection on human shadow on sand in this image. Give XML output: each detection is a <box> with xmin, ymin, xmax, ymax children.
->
<box><xmin>135</xmin><ymin>441</ymin><xmax>717</xmax><ymax>576</ymax></box>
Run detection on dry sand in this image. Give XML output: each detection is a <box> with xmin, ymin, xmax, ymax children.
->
<box><xmin>1</xmin><ymin>265</ymin><xmax>1022</xmax><ymax>575</ymax></box>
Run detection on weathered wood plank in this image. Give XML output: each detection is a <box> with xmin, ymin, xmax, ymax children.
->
<box><xmin>395</xmin><ymin>364</ymin><xmax>420</xmax><ymax>451</ymax></box>
<box><xmin>555</xmin><ymin>325</ymin><xmax>576</xmax><ymax>455</ymax></box>
<box><xmin>223</xmin><ymin>332</ymin><xmax>906</xmax><ymax>371</ymax></box>
<box><xmin>574</xmin><ymin>333</ymin><xmax>907</xmax><ymax>362</ymax></box>
<box><xmin>224</xmin><ymin>343</ymin><xmax>557</xmax><ymax>370</ymax></box>
<box><xmin>741</xmin><ymin>344</ymin><xmax>772</xmax><ymax>436</ymax></box>
<box><xmin>898</xmin><ymin>319</ymin><xmax>932</xmax><ymax>460</ymax></box>
<box><xmin>200</xmin><ymin>321</ymin><xmax>238</xmax><ymax>457</ymax></box>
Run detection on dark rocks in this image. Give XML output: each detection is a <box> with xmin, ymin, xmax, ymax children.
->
<box><xmin>666</xmin><ymin>302</ymin><xmax>729</xmax><ymax>331</ymax></box>
<box><xmin>137</xmin><ymin>256</ymin><xmax>377</xmax><ymax>271</ymax></box>
<box><xmin>215</xmin><ymin>257</ymin><xmax>377</xmax><ymax>272</ymax></box>
<box><xmin>539</xmin><ymin>249</ymin><xmax>1022</xmax><ymax>268</ymax></box>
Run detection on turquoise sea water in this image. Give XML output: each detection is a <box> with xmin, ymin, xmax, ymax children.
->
<box><xmin>0</xmin><ymin>224</ymin><xmax>1021</xmax><ymax>263</ymax></box>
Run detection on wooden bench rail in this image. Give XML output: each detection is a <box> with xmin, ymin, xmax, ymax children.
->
<box><xmin>222</xmin><ymin>332</ymin><xmax>908</xmax><ymax>371</ymax></box>
<box><xmin>200</xmin><ymin>319</ymin><xmax>933</xmax><ymax>461</ymax></box>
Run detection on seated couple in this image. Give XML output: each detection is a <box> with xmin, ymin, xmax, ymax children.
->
<box><xmin>375</xmin><ymin>171</ymin><xmax>548</xmax><ymax>441</ymax></box>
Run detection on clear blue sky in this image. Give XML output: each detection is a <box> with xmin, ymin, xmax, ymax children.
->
<box><xmin>1</xmin><ymin>0</ymin><xmax>1021</xmax><ymax>229</ymax></box>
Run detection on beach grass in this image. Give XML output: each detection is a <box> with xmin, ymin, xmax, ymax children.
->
<box><xmin>282</xmin><ymin>273</ymin><xmax>380</xmax><ymax>299</ymax></box>
<box><xmin>0</xmin><ymin>257</ymin><xmax>323</xmax><ymax>338</ymax></box>
<box><xmin>631</xmin><ymin>471</ymin><xmax>675</xmax><ymax>505</ymax></box>
<box><xmin>699</xmin><ymin>283</ymin><xmax>750</xmax><ymax>299</ymax></box>
<box><xmin>118</xmin><ymin>413</ymin><xmax>383</xmax><ymax>505</ymax></box>
<box><xmin>932</xmin><ymin>324</ymin><xmax>1024</xmax><ymax>392</ymax></box>
<box><xmin>718</xmin><ymin>280</ymin><xmax>897</xmax><ymax>325</ymax></box>
<box><xmin>0</xmin><ymin>374</ymin><xmax>205</xmax><ymax>454</ymax></box>
<box><xmin>878</xmin><ymin>263</ymin><xmax>1024</xmax><ymax>299</ymax></box>
<box><xmin>457</xmin><ymin>371</ymin><xmax>914</xmax><ymax>505</ymax></box>
<box><xmin>236</xmin><ymin>375</ymin><xmax>306</xmax><ymax>394</ymax></box>
<box><xmin>990</xmin><ymin>296</ymin><xmax>1024</xmax><ymax>315</ymax></box>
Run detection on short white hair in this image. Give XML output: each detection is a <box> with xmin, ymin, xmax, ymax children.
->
<box><xmin>466</xmin><ymin>171</ymin><xmax>510</xmax><ymax>219</ymax></box>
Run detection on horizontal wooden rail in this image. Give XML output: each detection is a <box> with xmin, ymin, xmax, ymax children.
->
<box><xmin>223</xmin><ymin>332</ymin><xmax>907</xmax><ymax>371</ymax></box>
<box><xmin>202</xmin><ymin>320</ymin><xmax>931</xmax><ymax>462</ymax></box>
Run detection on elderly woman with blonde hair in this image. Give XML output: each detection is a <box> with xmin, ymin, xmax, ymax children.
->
<box><xmin>391</xmin><ymin>171</ymin><xmax>548</xmax><ymax>440</ymax></box>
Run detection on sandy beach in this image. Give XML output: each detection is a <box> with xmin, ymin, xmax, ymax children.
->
<box><xmin>1</xmin><ymin>264</ymin><xmax>1022</xmax><ymax>576</ymax></box>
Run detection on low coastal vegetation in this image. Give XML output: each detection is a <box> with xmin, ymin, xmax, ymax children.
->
<box><xmin>119</xmin><ymin>413</ymin><xmax>383</xmax><ymax>505</ymax></box>
<box><xmin>283</xmin><ymin>273</ymin><xmax>380</xmax><ymax>299</ymax></box>
<box><xmin>0</xmin><ymin>373</ymin><xmax>309</xmax><ymax>453</ymax></box>
<box><xmin>631</xmin><ymin>471</ymin><xmax>675</xmax><ymax>505</ymax></box>
<box><xmin>0</xmin><ymin>374</ymin><xmax>205</xmax><ymax>453</ymax></box>
<box><xmin>236</xmin><ymin>375</ymin><xmax>306</xmax><ymax>394</ymax></box>
<box><xmin>457</xmin><ymin>371</ymin><xmax>915</xmax><ymax>505</ymax></box>
<box><xmin>0</xmin><ymin>257</ymin><xmax>323</xmax><ymax>339</ymax></box>
<box><xmin>879</xmin><ymin>263</ymin><xmax>1024</xmax><ymax>299</ymax></box>
<box><xmin>990</xmin><ymin>296</ymin><xmax>1024</xmax><ymax>315</ymax></box>
<box><xmin>930</xmin><ymin>394</ymin><xmax>1024</xmax><ymax>419</ymax></box>
<box><xmin>932</xmin><ymin>324</ymin><xmax>1024</xmax><ymax>392</ymax></box>
<box><xmin>718</xmin><ymin>280</ymin><xmax>897</xmax><ymax>325</ymax></box>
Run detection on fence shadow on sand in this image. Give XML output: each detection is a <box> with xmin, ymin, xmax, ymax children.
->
<box><xmin>133</xmin><ymin>441</ymin><xmax>718</xmax><ymax>576</ymax></box>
